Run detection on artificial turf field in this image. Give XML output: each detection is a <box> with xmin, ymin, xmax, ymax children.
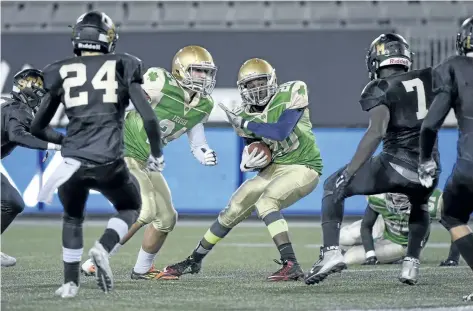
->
<box><xmin>1</xmin><ymin>219</ymin><xmax>473</xmax><ymax>311</ymax></box>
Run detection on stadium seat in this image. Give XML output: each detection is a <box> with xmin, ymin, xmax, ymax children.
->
<box><xmin>160</xmin><ymin>1</ymin><xmax>195</xmax><ymax>29</ymax></box>
<box><xmin>13</xmin><ymin>2</ymin><xmax>53</xmax><ymax>29</ymax></box>
<box><xmin>1</xmin><ymin>2</ymin><xmax>19</xmax><ymax>28</ymax></box>
<box><xmin>380</xmin><ymin>1</ymin><xmax>426</xmax><ymax>27</ymax></box>
<box><xmin>125</xmin><ymin>2</ymin><xmax>159</xmax><ymax>28</ymax></box>
<box><xmin>422</xmin><ymin>1</ymin><xmax>466</xmax><ymax>27</ymax></box>
<box><xmin>309</xmin><ymin>2</ymin><xmax>345</xmax><ymax>28</ymax></box>
<box><xmin>271</xmin><ymin>1</ymin><xmax>310</xmax><ymax>28</ymax></box>
<box><xmin>51</xmin><ymin>2</ymin><xmax>90</xmax><ymax>29</ymax></box>
<box><xmin>343</xmin><ymin>1</ymin><xmax>381</xmax><ymax>27</ymax></box>
<box><xmin>92</xmin><ymin>2</ymin><xmax>125</xmax><ymax>26</ymax></box>
<box><xmin>232</xmin><ymin>1</ymin><xmax>269</xmax><ymax>29</ymax></box>
<box><xmin>194</xmin><ymin>2</ymin><xmax>230</xmax><ymax>28</ymax></box>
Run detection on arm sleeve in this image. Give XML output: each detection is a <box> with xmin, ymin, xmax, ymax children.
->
<box><xmin>8</xmin><ymin>110</ymin><xmax>49</xmax><ymax>150</ymax></box>
<box><xmin>420</xmin><ymin>62</ymin><xmax>454</xmax><ymax>161</ymax></box>
<box><xmin>30</xmin><ymin>92</ymin><xmax>61</xmax><ymax>135</ymax></box>
<box><xmin>246</xmin><ymin>108</ymin><xmax>304</xmax><ymax>141</ymax></box>
<box><xmin>346</xmin><ymin>104</ymin><xmax>390</xmax><ymax>176</ymax></box>
<box><xmin>361</xmin><ymin>205</ymin><xmax>380</xmax><ymax>253</ymax></box>
<box><xmin>35</xmin><ymin>126</ymin><xmax>64</xmax><ymax>144</ymax></box>
<box><xmin>187</xmin><ymin>123</ymin><xmax>210</xmax><ymax>151</ymax></box>
<box><xmin>129</xmin><ymin>82</ymin><xmax>163</xmax><ymax>158</ymax></box>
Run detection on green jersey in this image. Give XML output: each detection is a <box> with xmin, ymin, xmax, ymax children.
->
<box><xmin>124</xmin><ymin>67</ymin><xmax>214</xmax><ymax>162</ymax></box>
<box><xmin>367</xmin><ymin>189</ymin><xmax>443</xmax><ymax>245</ymax></box>
<box><xmin>233</xmin><ymin>81</ymin><xmax>323</xmax><ymax>174</ymax></box>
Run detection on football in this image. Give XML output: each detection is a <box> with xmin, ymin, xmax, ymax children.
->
<box><xmin>247</xmin><ymin>141</ymin><xmax>272</xmax><ymax>164</ymax></box>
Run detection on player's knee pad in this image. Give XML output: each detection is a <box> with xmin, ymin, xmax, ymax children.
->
<box><xmin>255</xmin><ymin>197</ymin><xmax>279</xmax><ymax>220</ymax></box>
<box><xmin>152</xmin><ymin>209</ymin><xmax>178</xmax><ymax>233</ymax></box>
<box><xmin>440</xmin><ymin>213</ymin><xmax>467</xmax><ymax>231</ymax></box>
<box><xmin>117</xmin><ymin>209</ymin><xmax>139</xmax><ymax>227</ymax></box>
<box><xmin>218</xmin><ymin>202</ymin><xmax>252</xmax><ymax>229</ymax></box>
<box><xmin>62</xmin><ymin>214</ymin><xmax>84</xmax><ymax>249</ymax></box>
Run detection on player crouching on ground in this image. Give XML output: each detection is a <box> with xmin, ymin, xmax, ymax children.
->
<box><xmin>81</xmin><ymin>45</ymin><xmax>218</xmax><ymax>280</ymax></box>
<box><xmin>340</xmin><ymin>189</ymin><xmax>460</xmax><ymax>266</ymax></box>
<box><xmin>163</xmin><ymin>58</ymin><xmax>323</xmax><ymax>281</ymax></box>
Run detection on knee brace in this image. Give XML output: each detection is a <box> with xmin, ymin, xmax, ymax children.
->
<box><xmin>62</xmin><ymin>214</ymin><xmax>84</xmax><ymax>249</ymax></box>
<box><xmin>116</xmin><ymin>209</ymin><xmax>139</xmax><ymax>227</ymax></box>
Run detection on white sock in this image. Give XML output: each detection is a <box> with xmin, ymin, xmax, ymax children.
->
<box><xmin>133</xmin><ymin>247</ymin><xmax>157</xmax><ymax>274</ymax></box>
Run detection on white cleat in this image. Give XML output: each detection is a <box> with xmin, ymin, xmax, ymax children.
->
<box><xmin>89</xmin><ymin>241</ymin><xmax>113</xmax><ymax>293</ymax></box>
<box><xmin>1</xmin><ymin>252</ymin><xmax>17</xmax><ymax>267</ymax></box>
<box><xmin>463</xmin><ymin>292</ymin><xmax>473</xmax><ymax>302</ymax></box>
<box><xmin>55</xmin><ymin>281</ymin><xmax>79</xmax><ymax>298</ymax></box>
<box><xmin>399</xmin><ymin>257</ymin><xmax>420</xmax><ymax>285</ymax></box>
<box><xmin>81</xmin><ymin>258</ymin><xmax>96</xmax><ymax>276</ymax></box>
<box><xmin>305</xmin><ymin>246</ymin><xmax>347</xmax><ymax>285</ymax></box>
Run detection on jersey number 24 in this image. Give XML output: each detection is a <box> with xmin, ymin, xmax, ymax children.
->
<box><xmin>60</xmin><ymin>60</ymin><xmax>118</xmax><ymax>108</ymax></box>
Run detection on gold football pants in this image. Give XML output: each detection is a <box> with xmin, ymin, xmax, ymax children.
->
<box><xmin>124</xmin><ymin>157</ymin><xmax>177</xmax><ymax>232</ymax></box>
<box><xmin>218</xmin><ymin>164</ymin><xmax>320</xmax><ymax>228</ymax></box>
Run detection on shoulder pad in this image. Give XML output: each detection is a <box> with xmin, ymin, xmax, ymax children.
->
<box><xmin>120</xmin><ymin>53</ymin><xmax>142</xmax><ymax>63</ymax></box>
<box><xmin>287</xmin><ymin>80</ymin><xmax>308</xmax><ymax>110</ymax></box>
<box><xmin>359</xmin><ymin>79</ymin><xmax>389</xmax><ymax>111</ymax></box>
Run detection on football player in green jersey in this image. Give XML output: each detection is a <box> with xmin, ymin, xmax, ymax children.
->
<box><xmin>81</xmin><ymin>45</ymin><xmax>218</xmax><ymax>280</ymax></box>
<box><xmin>163</xmin><ymin>58</ymin><xmax>323</xmax><ymax>281</ymax></box>
<box><xmin>340</xmin><ymin>189</ymin><xmax>460</xmax><ymax>266</ymax></box>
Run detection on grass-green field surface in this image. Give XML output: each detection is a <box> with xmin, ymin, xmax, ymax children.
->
<box><xmin>2</xmin><ymin>220</ymin><xmax>473</xmax><ymax>311</ymax></box>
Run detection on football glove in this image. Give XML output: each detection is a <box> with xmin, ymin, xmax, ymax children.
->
<box><xmin>197</xmin><ymin>148</ymin><xmax>217</xmax><ymax>166</ymax></box>
<box><xmin>47</xmin><ymin>143</ymin><xmax>61</xmax><ymax>151</ymax></box>
<box><xmin>240</xmin><ymin>146</ymin><xmax>268</xmax><ymax>172</ymax></box>
<box><xmin>219</xmin><ymin>103</ymin><xmax>245</xmax><ymax>130</ymax></box>
<box><xmin>418</xmin><ymin>158</ymin><xmax>437</xmax><ymax>188</ymax></box>
<box><xmin>146</xmin><ymin>155</ymin><xmax>165</xmax><ymax>172</ymax></box>
<box><xmin>333</xmin><ymin>169</ymin><xmax>352</xmax><ymax>203</ymax></box>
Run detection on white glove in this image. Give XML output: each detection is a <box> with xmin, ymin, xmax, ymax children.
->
<box><xmin>47</xmin><ymin>143</ymin><xmax>61</xmax><ymax>151</ymax></box>
<box><xmin>146</xmin><ymin>155</ymin><xmax>165</xmax><ymax>172</ymax></box>
<box><xmin>202</xmin><ymin>148</ymin><xmax>217</xmax><ymax>166</ymax></box>
<box><xmin>418</xmin><ymin>158</ymin><xmax>437</xmax><ymax>188</ymax></box>
<box><xmin>240</xmin><ymin>146</ymin><xmax>269</xmax><ymax>172</ymax></box>
<box><xmin>218</xmin><ymin>103</ymin><xmax>245</xmax><ymax>130</ymax></box>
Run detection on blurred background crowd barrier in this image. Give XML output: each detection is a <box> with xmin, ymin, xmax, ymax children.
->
<box><xmin>1</xmin><ymin>1</ymin><xmax>469</xmax><ymax>216</ymax></box>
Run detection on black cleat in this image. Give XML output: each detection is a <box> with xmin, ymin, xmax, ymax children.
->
<box><xmin>163</xmin><ymin>256</ymin><xmax>202</xmax><ymax>277</ymax></box>
<box><xmin>267</xmin><ymin>259</ymin><xmax>304</xmax><ymax>281</ymax></box>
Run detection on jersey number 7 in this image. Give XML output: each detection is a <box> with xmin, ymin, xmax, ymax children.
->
<box><xmin>401</xmin><ymin>78</ymin><xmax>427</xmax><ymax>120</ymax></box>
<box><xmin>59</xmin><ymin>60</ymin><xmax>118</xmax><ymax>108</ymax></box>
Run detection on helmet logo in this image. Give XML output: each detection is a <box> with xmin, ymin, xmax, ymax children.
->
<box><xmin>17</xmin><ymin>76</ymin><xmax>43</xmax><ymax>90</ymax></box>
<box><xmin>107</xmin><ymin>27</ymin><xmax>116</xmax><ymax>44</ymax></box>
<box><xmin>376</xmin><ymin>43</ymin><xmax>385</xmax><ymax>55</ymax></box>
<box><xmin>389</xmin><ymin>58</ymin><xmax>409</xmax><ymax>65</ymax></box>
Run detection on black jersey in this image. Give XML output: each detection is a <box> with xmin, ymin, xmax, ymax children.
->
<box><xmin>42</xmin><ymin>53</ymin><xmax>144</xmax><ymax>165</ymax></box>
<box><xmin>1</xmin><ymin>97</ymin><xmax>50</xmax><ymax>159</ymax></box>
<box><xmin>360</xmin><ymin>68</ymin><xmax>437</xmax><ymax>166</ymax></box>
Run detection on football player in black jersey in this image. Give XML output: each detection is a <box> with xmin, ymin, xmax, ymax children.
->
<box><xmin>305</xmin><ymin>34</ymin><xmax>439</xmax><ymax>286</ymax></box>
<box><xmin>30</xmin><ymin>11</ymin><xmax>163</xmax><ymax>298</ymax></box>
<box><xmin>418</xmin><ymin>16</ymin><xmax>473</xmax><ymax>302</ymax></box>
<box><xmin>1</xmin><ymin>69</ymin><xmax>64</xmax><ymax>267</ymax></box>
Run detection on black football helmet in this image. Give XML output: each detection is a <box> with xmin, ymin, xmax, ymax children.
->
<box><xmin>11</xmin><ymin>68</ymin><xmax>46</xmax><ymax>111</ymax></box>
<box><xmin>456</xmin><ymin>16</ymin><xmax>473</xmax><ymax>56</ymax></box>
<box><xmin>366</xmin><ymin>33</ymin><xmax>413</xmax><ymax>80</ymax></box>
<box><xmin>71</xmin><ymin>11</ymin><xmax>118</xmax><ymax>56</ymax></box>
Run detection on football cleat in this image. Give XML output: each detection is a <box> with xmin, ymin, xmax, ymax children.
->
<box><xmin>55</xmin><ymin>281</ymin><xmax>79</xmax><ymax>298</ymax></box>
<box><xmin>1</xmin><ymin>252</ymin><xmax>17</xmax><ymax>267</ymax></box>
<box><xmin>399</xmin><ymin>256</ymin><xmax>420</xmax><ymax>285</ymax></box>
<box><xmin>305</xmin><ymin>246</ymin><xmax>347</xmax><ymax>285</ymax></box>
<box><xmin>131</xmin><ymin>266</ymin><xmax>178</xmax><ymax>280</ymax></box>
<box><xmin>439</xmin><ymin>259</ymin><xmax>458</xmax><ymax>267</ymax></box>
<box><xmin>81</xmin><ymin>258</ymin><xmax>96</xmax><ymax>276</ymax></box>
<box><xmin>89</xmin><ymin>241</ymin><xmax>113</xmax><ymax>293</ymax></box>
<box><xmin>163</xmin><ymin>256</ymin><xmax>202</xmax><ymax>277</ymax></box>
<box><xmin>267</xmin><ymin>259</ymin><xmax>304</xmax><ymax>281</ymax></box>
<box><xmin>463</xmin><ymin>292</ymin><xmax>473</xmax><ymax>302</ymax></box>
